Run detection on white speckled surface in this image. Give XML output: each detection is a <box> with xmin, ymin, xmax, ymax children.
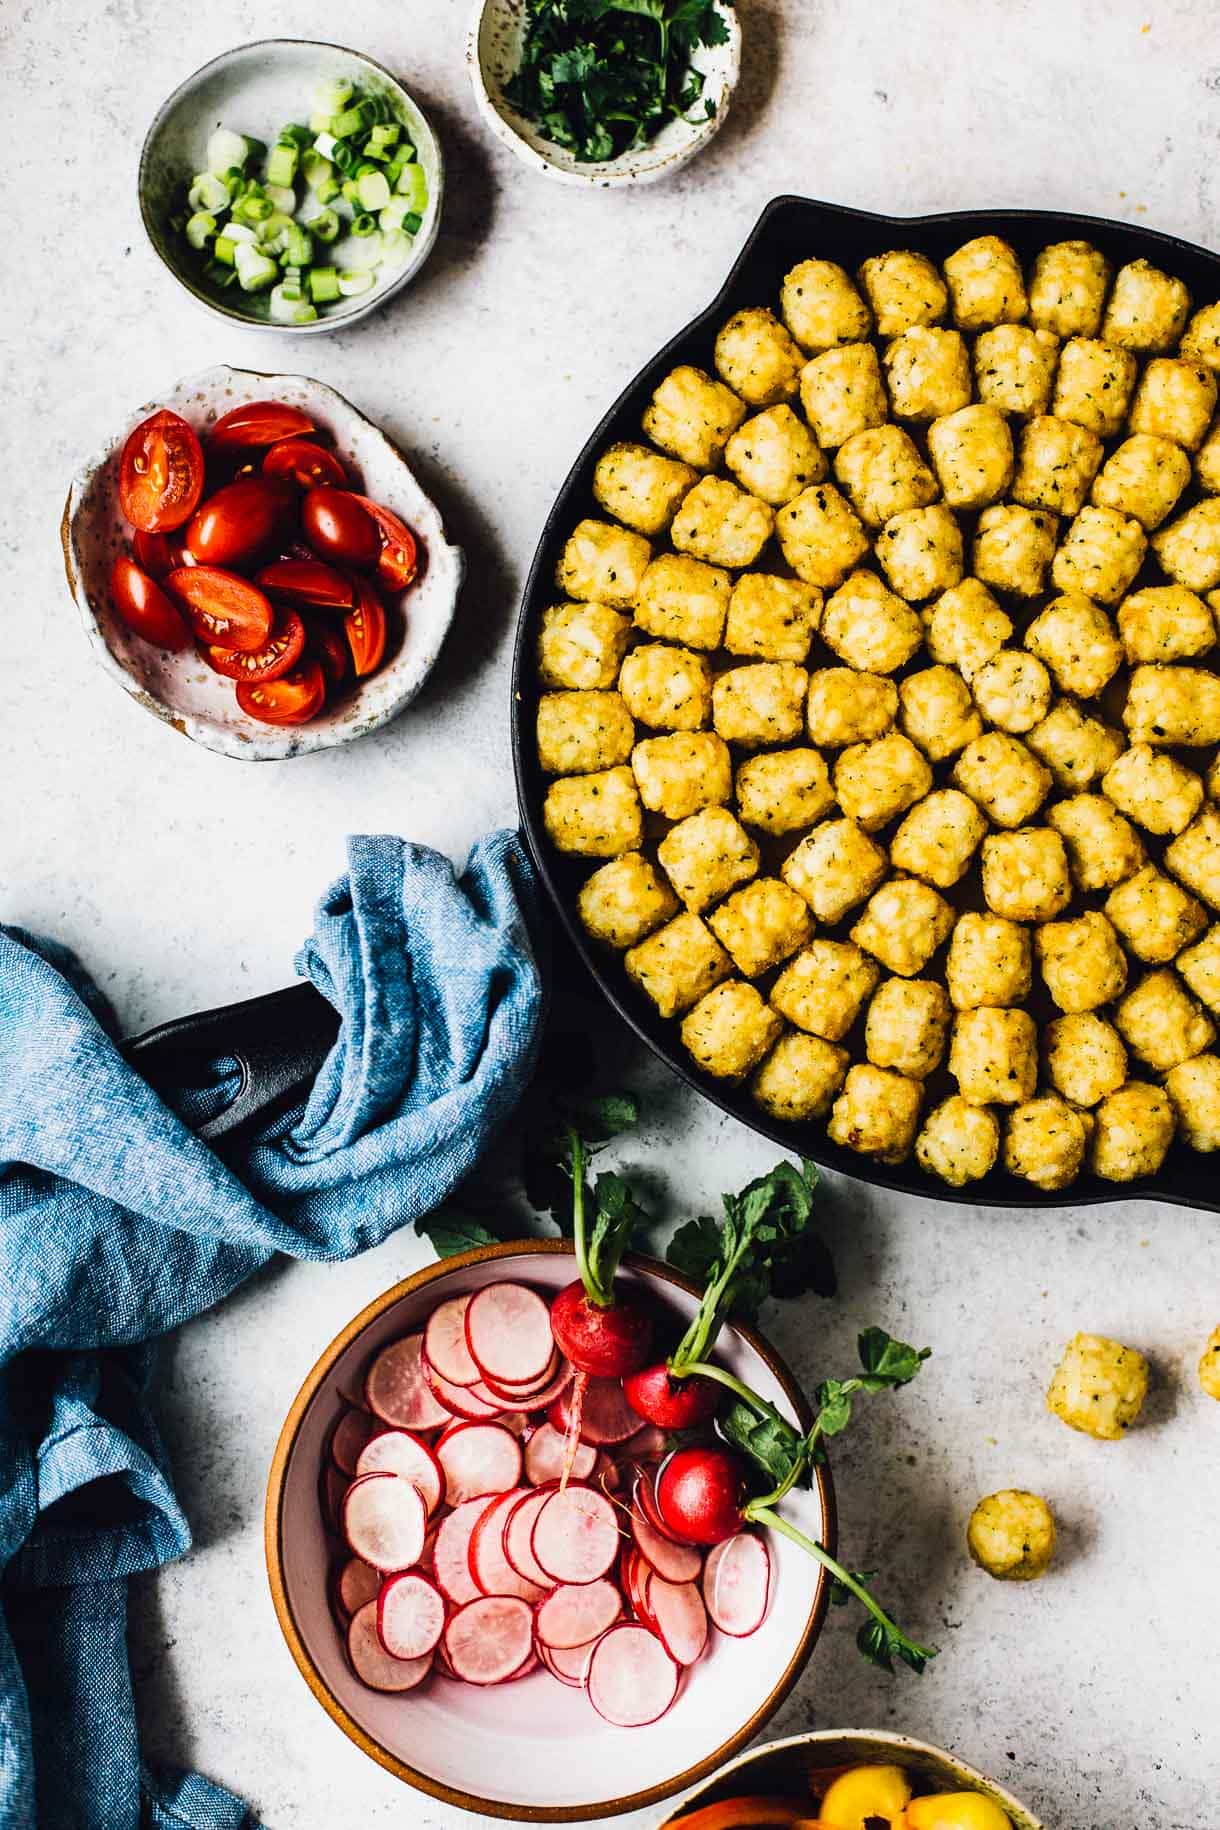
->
<box><xmin>3</xmin><ymin>2</ymin><xmax>1220</xmax><ymax>1827</ymax></box>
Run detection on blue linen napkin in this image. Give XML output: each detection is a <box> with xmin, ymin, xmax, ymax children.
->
<box><xmin>0</xmin><ymin>830</ymin><xmax>543</xmax><ymax>1830</ymax></box>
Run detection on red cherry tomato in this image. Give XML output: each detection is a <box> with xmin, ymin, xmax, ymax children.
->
<box><xmin>236</xmin><ymin>659</ymin><xmax>326</xmax><ymax>725</ymax></box>
<box><xmin>207</xmin><ymin>401</ymin><xmax>315</xmax><ymax>450</ymax></box>
<box><xmin>256</xmin><ymin>558</ymin><xmax>354</xmax><ymax>608</ymax></box>
<box><xmin>119</xmin><ymin>410</ymin><xmax>205</xmax><ymax>533</ymax></box>
<box><xmin>203</xmin><ymin>608</ymin><xmax>306</xmax><ymax>683</ymax></box>
<box><xmin>345</xmin><ymin>577</ymin><xmax>387</xmax><ymax>676</ymax></box>
<box><xmin>132</xmin><ymin>528</ymin><xmax>190</xmax><ymax>579</ymax></box>
<box><xmin>185</xmin><ymin>477</ymin><xmax>295</xmax><ymax>568</ymax></box>
<box><xmin>350</xmin><ymin>496</ymin><xmax>419</xmax><ymax>591</ymax></box>
<box><xmin>263</xmin><ymin>438</ymin><xmax>348</xmax><ymax>490</ymax></box>
<box><xmin>110</xmin><ymin>556</ymin><xmax>191</xmax><ymax>650</ymax></box>
<box><xmin>165</xmin><ymin>567</ymin><xmax>274</xmax><ymax>652</ymax></box>
<box><xmin>301</xmin><ymin>488</ymin><xmax>380</xmax><ymax>570</ymax></box>
<box><xmin>302</xmin><ymin>612</ymin><xmax>350</xmax><ymax>685</ymax></box>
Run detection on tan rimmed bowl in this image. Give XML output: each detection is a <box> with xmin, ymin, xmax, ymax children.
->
<box><xmin>656</xmin><ymin>1727</ymin><xmax>1044</xmax><ymax>1828</ymax></box>
<box><xmin>265</xmin><ymin>1239</ymin><xmax>836</xmax><ymax>1821</ymax></box>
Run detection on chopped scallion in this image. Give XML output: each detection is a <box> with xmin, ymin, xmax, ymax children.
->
<box><xmin>265</xmin><ymin>142</ymin><xmax>299</xmax><ymax>187</ymax></box>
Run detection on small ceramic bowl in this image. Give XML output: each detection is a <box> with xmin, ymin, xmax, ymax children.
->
<box><xmin>466</xmin><ymin>0</ymin><xmax>741</xmax><ymax>187</ymax></box>
<box><xmin>62</xmin><ymin>365</ymin><xmax>464</xmax><ymax>761</ymax></box>
<box><xmin>265</xmin><ymin>1240</ymin><xmax>836</xmax><ymax>1821</ymax></box>
<box><xmin>139</xmin><ymin>39</ymin><xmax>443</xmax><ymax>332</ymax></box>
<box><xmin>656</xmin><ymin>1727</ymin><xmax>1044</xmax><ymax>1828</ymax></box>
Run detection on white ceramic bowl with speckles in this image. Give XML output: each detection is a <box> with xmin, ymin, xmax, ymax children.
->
<box><xmin>62</xmin><ymin>366</ymin><xmax>465</xmax><ymax>762</ymax></box>
<box><xmin>466</xmin><ymin>0</ymin><xmax>741</xmax><ymax>188</ymax></box>
<box><xmin>139</xmin><ymin>39</ymin><xmax>443</xmax><ymax>333</ymax></box>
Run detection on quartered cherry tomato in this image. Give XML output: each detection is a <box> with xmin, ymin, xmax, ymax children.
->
<box><xmin>165</xmin><ymin>566</ymin><xmax>274</xmax><ymax>652</ymax></box>
<box><xmin>132</xmin><ymin>528</ymin><xmax>190</xmax><ymax>579</ymax></box>
<box><xmin>302</xmin><ymin>487</ymin><xmax>380</xmax><ymax>570</ymax></box>
<box><xmin>351</xmin><ymin>495</ymin><xmax>419</xmax><ymax>591</ymax></box>
<box><xmin>119</xmin><ymin>410</ymin><xmax>204</xmax><ymax>533</ymax></box>
<box><xmin>237</xmin><ymin>659</ymin><xmax>326</xmax><ymax>725</ymax></box>
<box><xmin>302</xmin><ymin>612</ymin><xmax>350</xmax><ymax>686</ymax></box>
<box><xmin>203</xmin><ymin>608</ymin><xmax>306</xmax><ymax>683</ymax></box>
<box><xmin>185</xmin><ymin>477</ymin><xmax>295</xmax><ymax>568</ymax></box>
<box><xmin>263</xmin><ymin>438</ymin><xmax>348</xmax><ymax>490</ymax></box>
<box><xmin>110</xmin><ymin>555</ymin><xmax>191</xmax><ymax>650</ymax></box>
<box><xmin>256</xmin><ymin>557</ymin><xmax>354</xmax><ymax>608</ymax></box>
<box><xmin>207</xmin><ymin>401</ymin><xmax>315</xmax><ymax>450</ymax></box>
<box><xmin>345</xmin><ymin>576</ymin><xmax>387</xmax><ymax>677</ymax></box>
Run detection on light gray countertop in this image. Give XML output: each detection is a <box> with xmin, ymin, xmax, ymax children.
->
<box><xmin>3</xmin><ymin>1</ymin><xmax>1219</xmax><ymax>1825</ymax></box>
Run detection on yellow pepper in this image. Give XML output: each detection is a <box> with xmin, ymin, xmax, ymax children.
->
<box><xmin>905</xmin><ymin>1793</ymin><xmax>1013</xmax><ymax>1830</ymax></box>
<box><xmin>819</xmin><ymin>1764</ymin><xmax>913</xmax><ymax>1829</ymax></box>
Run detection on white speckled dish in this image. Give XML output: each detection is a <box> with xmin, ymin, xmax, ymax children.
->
<box><xmin>466</xmin><ymin>0</ymin><xmax>741</xmax><ymax>188</ymax></box>
<box><xmin>139</xmin><ymin>40</ymin><xmax>443</xmax><ymax>332</ymax></box>
<box><xmin>62</xmin><ymin>366</ymin><xmax>464</xmax><ymax>762</ymax></box>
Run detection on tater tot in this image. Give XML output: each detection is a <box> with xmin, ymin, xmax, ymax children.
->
<box><xmin>833</xmin><ymin>731</ymin><xmax>933</xmax><ymax>831</ymax></box>
<box><xmin>833</xmin><ymin>423</ymin><xmax>939</xmax><ymax>527</ymax></box>
<box><xmin>1196</xmin><ymin>420</ymin><xmax>1220</xmax><ymax>493</ymax></box>
<box><xmin>850</xmin><ymin>876</ymin><xmax>955</xmax><ymax>978</ymax></box>
<box><xmin>974</xmin><ymin>323</ymin><xmax>1060</xmax><ymax>416</ymax></box>
<box><xmin>827</xmin><ymin>1062</ymin><xmax>923</xmax><ymax>1163</ymax></box>
<box><xmin>1151</xmin><ymin>499</ymin><xmax>1220</xmax><ymax>593</ymax></box>
<box><xmin>972</xmin><ymin>649</ymin><xmax>1053</xmax><ymax>734</ymax></box>
<box><xmin>1165</xmin><ymin>806</ymin><xmax>1220</xmax><ymax>913</ymax></box>
<box><xmin>1048</xmin><ymin>1331</ymin><xmax>1152</xmax><ymax>1434</ymax></box>
<box><xmin>643</xmin><ymin>364</ymin><xmax>747</xmax><ymax>468</ymax></box>
<box><xmin>1182</xmin><ymin>301</ymin><xmax>1220</xmax><ymax>370</ymax></box>
<box><xmin>782</xmin><ymin>817</ymin><xmax>889</xmax><ymax>923</ymax></box>
<box><xmin>925</xmin><ymin>578</ymin><xmax>1012</xmax><ymax>680</ymax></box>
<box><xmin>805</xmin><ymin>667</ymin><xmax>898</xmax><ymax>746</ymax></box>
<box><xmin>821</xmin><ymin>569</ymin><xmax>924</xmax><ymax>673</ymax></box>
<box><xmin>557</xmin><ymin>518</ymin><xmax>652</xmax><ymax>604</ymax></box>
<box><xmin>657</xmin><ymin>805</ymin><xmax>759</xmax><ymax>913</ymax></box>
<box><xmin>1105</xmin><ymin>864</ymin><xmax>1207</xmax><ymax>963</ymax></box>
<box><xmin>1046</xmin><ymin>793</ymin><xmax>1146</xmax><ymax>892</ymax></box>
<box><xmin>681</xmin><ymin>979</ymin><xmax>784</xmax><ymax>1080</ymax></box>
<box><xmin>883</xmin><ymin>326</ymin><xmax>973</xmax><ymax>421</ymax></box>
<box><xmin>865</xmin><ymin>976</ymin><xmax>951</xmax><ymax>1076</ymax></box>
<box><xmin>724</xmin><ymin>572</ymin><xmax>822</xmax><ymax>662</ymax></box>
<box><xmin>1165</xmin><ymin>1053</ymin><xmax>1220</xmax><ymax>1151</ymax></box>
<box><xmin>775</xmin><ymin>483</ymin><xmax>870</xmax><ymax>587</ymax></box>
<box><xmin>953</xmin><ymin>731</ymin><xmax>1052</xmax><ymax>828</ymax></box>
<box><xmin>712</xmin><ymin>661</ymin><xmax>809</xmax><ymax>748</ymax></box>
<box><xmin>898</xmin><ymin>666</ymin><xmax>983</xmax><ymax>761</ymax></box>
<box><xmin>981</xmin><ymin>828</ymin><xmax>1072</xmax><ymax>921</ymax></box>
<box><xmin>671</xmin><ymin>475</ymin><xmax>774</xmax><ymax>569</ymax></box>
<box><xmin>1036</xmin><ymin>910</ymin><xmax>1128</xmax><ymax>1012</ymax></box>
<box><xmin>1102</xmin><ymin>743</ymin><xmax>1204</xmax><ymax>837</ymax></box>
<box><xmin>539</xmin><ymin>600</ymin><xmax>632</xmax><ymax>690</ymax></box>
<box><xmin>734</xmin><ymin>746</ymin><xmax>834</xmax><ymax>833</ymax></box>
<box><xmin>968</xmin><ymin>1488</ymin><xmax>1058</xmax><ymax>1580</ymax></box>
<box><xmin>1200</xmin><ymin>1324</ymin><xmax>1220</xmax><ymax>1396</ymax></box>
<box><xmin>624</xmin><ymin>911</ymin><xmax>731</xmax><ymax>1017</ymax></box>
<box><xmin>875</xmin><ymin>504</ymin><xmax>964</xmax><ymax>600</ymax></box>
<box><xmin>891</xmin><ymin>786</ymin><xmax>987</xmax><ymax>888</ymax></box>
<box><xmin>1176</xmin><ymin>924</ymin><xmax>1220</xmax><ymax>1013</ymax></box>
<box><xmin>857</xmin><ymin>249</ymin><xmax>948</xmax><ymax>335</ymax></box>
<box><xmin>1044</xmin><ymin>1012</ymin><xmax>1129</xmax><ymax>1108</ymax></box>
<box><xmin>1024</xmin><ymin>699</ymin><xmax>1124</xmax><ymax>793</ymax></box>
<box><xmin>634</xmin><ymin>552</ymin><xmax>731</xmax><ymax>650</ymax></box>
<box><xmin>1024</xmin><ymin>592</ymin><xmax>1122</xmax><ymax>699</ymax></box>
<box><xmin>1004</xmin><ymin>1094</ymin><xmax>1089</xmax><ymax>1191</ymax></box>
<box><xmin>724</xmin><ymin>405</ymin><xmax>826</xmax><ymax>504</ymax></box>
<box><xmin>708</xmin><ymin>877</ymin><xmax>815</xmax><ymax>977</ymax></box>
<box><xmin>751</xmin><ymin>1030</ymin><xmax>850</xmax><ymax>1121</ymax></box>
<box><xmin>1118</xmin><ymin>584</ymin><xmax>1215</xmax><ymax>664</ymax></box>
<box><xmin>927</xmin><ymin>404</ymin><xmax>1014</xmax><ymax>509</ymax></box>
<box><xmin>1115</xmin><ymin>967</ymin><xmax>1215</xmax><ymax>1071</ymax></box>
<box><xmin>593</xmin><ymin>442</ymin><xmax>698</xmax><ymax>535</ymax></box>
<box><xmin>949</xmin><ymin>1006</ymin><xmax>1039</xmax><ymax>1105</ymax></box>
<box><xmin>1091</xmin><ymin>432</ymin><xmax>1192</xmax><ymax>530</ymax></box>
<box><xmin>781</xmin><ymin>258</ymin><xmax>872</xmax><ymax>352</ymax></box>
<box><xmin>945</xmin><ymin>912</ymin><xmax>1032</xmax><ymax>1009</ymax></box>
<box><xmin>1052</xmin><ymin>505</ymin><xmax>1147</xmax><ymax>606</ymax></box>
<box><xmin>1129</xmin><ymin>358</ymin><xmax>1218</xmax><ymax>451</ymax></box>
<box><xmin>770</xmin><ymin>939</ymin><xmax>881</xmax><ymax>1040</ymax></box>
<box><xmin>618</xmin><ymin>642</ymin><xmax>712</xmax><ymax>731</ymax></box>
<box><xmin>1123</xmin><ymin>664</ymin><xmax>1220</xmax><ymax>746</ymax></box>
<box><xmin>543</xmin><ymin>766</ymin><xmax>644</xmax><ymax>857</ymax></box>
<box><xmin>631</xmin><ymin>730</ymin><xmax>733</xmax><ymax>819</ymax></box>
<box><xmin>1011</xmin><ymin>415</ymin><xmax>1103</xmax><ymax>516</ymax></box>
<box><xmin>943</xmin><ymin>235</ymin><xmax>1028</xmax><ymax>330</ymax></box>
<box><xmin>714</xmin><ymin>306</ymin><xmax>805</xmax><ymax>406</ymax></box>
<box><xmin>973</xmin><ymin>503</ymin><xmax>1058</xmax><ymax>598</ymax></box>
<box><xmin>916</xmin><ymin>1095</ymin><xmax>1001</xmax><ymax>1185</ymax></box>
<box><xmin>536</xmin><ymin>690</ymin><xmax>634</xmax><ymax>774</ymax></box>
<box><xmin>1052</xmin><ymin>338</ymin><xmax>1138</xmax><ymax>437</ymax></box>
<box><xmin>578</xmin><ymin>852</ymin><xmax>679</xmax><ymax>949</ymax></box>
<box><xmin>1028</xmin><ymin>240</ymin><xmax>1110</xmax><ymax>338</ymax></box>
<box><xmin>1090</xmin><ymin>1083</ymin><xmax>1176</xmax><ymax>1181</ymax></box>
<box><xmin>1102</xmin><ymin>258</ymin><xmax>1191</xmax><ymax>352</ymax></box>
<box><xmin>799</xmin><ymin>343</ymin><xmax>889</xmax><ymax>449</ymax></box>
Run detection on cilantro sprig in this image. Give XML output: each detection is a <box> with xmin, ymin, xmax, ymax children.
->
<box><xmin>503</xmin><ymin>0</ymin><xmax>732</xmax><ymax>164</ymax></box>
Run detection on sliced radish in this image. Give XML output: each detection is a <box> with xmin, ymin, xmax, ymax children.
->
<box><xmin>433</xmin><ymin>1498</ymin><xmax>487</xmax><ymax>1606</ymax></box>
<box><xmin>465</xmin><ymin>1282</ymin><xmax>554</xmax><ymax>1386</ymax></box>
<box><xmin>342</xmin><ymin>1471</ymin><xmax>427</xmax><ymax>1573</ymax></box>
<box><xmin>505</xmin><ymin>1649</ymin><xmax>541</xmax><ymax>1682</ymax></box>
<box><xmin>365</xmin><ymin>1334</ymin><xmax>450</xmax><ymax>1432</ymax></box>
<box><xmin>539</xmin><ymin>1639</ymin><xmax>594</xmax><ymax>1688</ymax></box>
<box><xmin>631</xmin><ymin>1503</ymin><xmax>702</xmax><ymax>1583</ymax></box>
<box><xmin>347</xmin><ymin>1601</ymin><xmax>433</xmax><ymax>1693</ymax></box>
<box><xmin>479</xmin><ymin>1360</ymin><xmax>572</xmax><ymax>1414</ymax></box>
<box><xmin>587</xmin><ymin>1623</ymin><xmax>679</xmax><ymax>1727</ymax></box>
<box><xmin>524</xmin><ymin>1422</ymin><xmax>596</xmax><ymax>1487</ymax></box>
<box><xmin>535</xmin><ymin>1577</ymin><xmax>622</xmax><ymax>1650</ymax></box>
<box><xmin>622</xmin><ymin>1424</ymin><xmax>670</xmax><ymax>1465</ymax></box>
<box><xmin>633</xmin><ymin>1468</ymin><xmax>678</xmax><ymax>1541</ymax></box>
<box><xmin>532</xmin><ymin>1484</ymin><xmax>620</xmax><ymax>1585</ymax></box>
<box><xmin>356</xmin><ymin>1428</ymin><xmax>443</xmax><ymax>1516</ymax></box>
<box><xmin>378</xmin><ymin>1571</ymin><xmax>446</xmax><ymax>1660</ymax></box>
<box><xmin>549</xmin><ymin>1377</ymin><xmax>642</xmax><ymax>1446</ymax></box>
<box><xmin>647</xmin><ymin>1576</ymin><xmax>708</xmax><ymax>1666</ymax></box>
<box><xmin>422</xmin><ymin>1357</ymin><xmax>504</xmax><ymax>1421</ymax></box>
<box><xmin>443</xmin><ymin>1595</ymin><xmax>535</xmax><ymax>1685</ymax></box>
<box><xmin>624</xmin><ymin>1549</ymin><xmax>659</xmax><ymax>1633</ymax></box>
<box><xmin>420</xmin><ymin>1519</ymin><xmax>440</xmax><ymax>1572</ymax></box>
<box><xmin>331</xmin><ymin>1408</ymin><xmax>378</xmax><ymax>1476</ymax></box>
<box><xmin>469</xmin><ymin>1489</ymin><xmax>549</xmax><ymax>1602</ymax></box>
<box><xmin>503</xmin><ymin>1487</ymin><xmax>559</xmax><ymax>1590</ymax></box>
<box><xmin>482</xmin><ymin>1346</ymin><xmax>561</xmax><ymax>1398</ymax></box>
<box><xmin>336</xmin><ymin>1557</ymin><xmax>380</xmax><ymax>1617</ymax></box>
<box><xmin>423</xmin><ymin>1293</ymin><xmax>482</xmax><ymax>1387</ymax></box>
<box><xmin>702</xmin><ymin>1531</ymin><xmax>772</xmax><ymax>1637</ymax></box>
<box><xmin>436</xmin><ymin>1421</ymin><xmax>522</xmax><ymax>1506</ymax></box>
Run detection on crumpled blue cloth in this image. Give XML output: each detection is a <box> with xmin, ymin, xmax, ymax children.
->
<box><xmin>0</xmin><ymin>831</ymin><xmax>542</xmax><ymax>1830</ymax></box>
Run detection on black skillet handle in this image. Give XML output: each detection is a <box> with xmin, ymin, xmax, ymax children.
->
<box><xmin>123</xmin><ymin>981</ymin><xmax>340</xmax><ymax>1143</ymax></box>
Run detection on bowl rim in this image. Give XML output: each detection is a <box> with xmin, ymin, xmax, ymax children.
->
<box><xmin>655</xmin><ymin>1726</ymin><xmax>1045</xmax><ymax>1828</ymax></box>
<box><xmin>138</xmin><ymin>36</ymin><xmax>444</xmax><ymax>333</ymax></box>
<box><xmin>463</xmin><ymin>0</ymin><xmax>742</xmax><ymax>190</ymax></box>
<box><xmin>264</xmin><ymin>1236</ymin><xmax>838</xmax><ymax>1821</ymax></box>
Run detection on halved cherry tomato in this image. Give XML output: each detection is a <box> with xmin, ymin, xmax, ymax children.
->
<box><xmin>236</xmin><ymin>659</ymin><xmax>326</xmax><ymax>726</ymax></box>
<box><xmin>264</xmin><ymin>438</ymin><xmax>348</xmax><ymax>490</ymax></box>
<box><xmin>302</xmin><ymin>487</ymin><xmax>380</xmax><ymax>570</ymax></box>
<box><xmin>110</xmin><ymin>555</ymin><xmax>191</xmax><ymax>650</ymax></box>
<box><xmin>203</xmin><ymin>608</ymin><xmax>306</xmax><ymax>683</ymax></box>
<box><xmin>344</xmin><ymin>576</ymin><xmax>387</xmax><ymax>677</ymax></box>
<box><xmin>302</xmin><ymin>612</ymin><xmax>350</xmax><ymax>686</ymax></box>
<box><xmin>132</xmin><ymin>528</ymin><xmax>190</xmax><ymax>579</ymax></box>
<box><xmin>165</xmin><ymin>566</ymin><xmax>274</xmax><ymax>652</ymax></box>
<box><xmin>207</xmin><ymin>401</ymin><xmax>315</xmax><ymax>450</ymax></box>
<box><xmin>185</xmin><ymin>477</ymin><xmax>295</xmax><ymax>568</ymax></box>
<box><xmin>256</xmin><ymin>557</ymin><xmax>354</xmax><ymax>608</ymax></box>
<box><xmin>119</xmin><ymin>410</ymin><xmax>205</xmax><ymax>533</ymax></box>
<box><xmin>351</xmin><ymin>495</ymin><xmax>419</xmax><ymax>591</ymax></box>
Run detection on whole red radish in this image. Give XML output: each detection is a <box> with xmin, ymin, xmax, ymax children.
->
<box><xmin>622</xmin><ymin>1362</ymin><xmax>720</xmax><ymax>1430</ymax></box>
<box><xmin>550</xmin><ymin>1278</ymin><xmax>653</xmax><ymax>1379</ymax></box>
<box><xmin>655</xmin><ymin>1446</ymin><xmax>748</xmax><ymax>1547</ymax></box>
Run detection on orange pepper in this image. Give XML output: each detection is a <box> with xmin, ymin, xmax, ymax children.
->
<box><xmin>665</xmin><ymin>1798</ymin><xmax>834</xmax><ymax>1830</ymax></box>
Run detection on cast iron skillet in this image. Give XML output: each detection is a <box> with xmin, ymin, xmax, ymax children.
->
<box><xmin>510</xmin><ymin>195</ymin><xmax>1220</xmax><ymax>1213</ymax></box>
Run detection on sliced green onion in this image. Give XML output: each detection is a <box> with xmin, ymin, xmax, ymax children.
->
<box><xmin>234</xmin><ymin>243</ymin><xmax>279</xmax><ymax>292</ymax></box>
<box><xmin>341</xmin><ymin>178</ymin><xmax>361</xmax><ymax>205</ymax></box>
<box><xmin>269</xmin><ymin>282</ymin><xmax>318</xmax><ymax>324</ymax></box>
<box><xmin>378</xmin><ymin>196</ymin><xmax>411</xmax><ymax>233</ymax></box>
<box><xmin>305</xmin><ymin>205</ymin><xmax>340</xmax><ymax>243</ymax></box>
<box><xmin>312</xmin><ymin>130</ymin><xmax>340</xmax><ymax>161</ymax></box>
<box><xmin>188</xmin><ymin>171</ymin><xmax>230</xmax><ymax>213</ymax></box>
<box><xmin>185</xmin><ymin>210</ymin><xmax>217</xmax><ymax>250</ymax></box>
<box><xmin>223</xmin><ymin>168</ymin><xmax>247</xmax><ymax>200</ymax></box>
<box><xmin>281</xmin><ymin>222</ymin><xmax>312</xmax><ymax>266</ymax></box>
<box><xmin>309</xmin><ymin>265</ymin><xmax>341</xmax><ymax>303</ymax></box>
<box><xmin>361</xmin><ymin>141</ymin><xmax>391</xmax><ymax>163</ymax></box>
<box><xmin>331</xmin><ymin>100</ymin><xmax>375</xmax><ymax>139</ymax></box>
<box><xmin>352</xmin><ymin>211</ymin><xmax>377</xmax><ymax>237</ymax></box>
<box><xmin>266</xmin><ymin>142</ymin><xmax>299</xmax><ymax>187</ymax></box>
<box><xmin>233</xmin><ymin>188</ymin><xmax>274</xmax><ymax>225</ymax></box>
<box><xmin>356</xmin><ymin>169</ymin><xmax>391</xmax><ymax>210</ymax></box>
<box><xmin>370</xmin><ymin>122</ymin><xmax>400</xmax><ymax>148</ymax></box>
<box><xmin>384</xmin><ymin>145</ymin><xmax>414</xmax><ymax>186</ymax></box>
<box><xmin>301</xmin><ymin>147</ymin><xmax>332</xmax><ymax>190</ymax></box>
<box><xmin>312</xmin><ymin>78</ymin><xmax>353</xmax><ymax>116</ymax></box>
<box><xmin>213</xmin><ymin>233</ymin><xmax>237</xmax><ymax>267</ymax></box>
<box><xmin>395</xmin><ymin>163</ymin><xmax>428</xmax><ymax>211</ymax></box>
<box><xmin>338</xmin><ymin>269</ymin><xmax>376</xmax><ymax>297</ymax></box>
<box><xmin>315</xmin><ymin>173</ymin><xmax>341</xmax><ymax>205</ymax></box>
<box><xmin>403</xmin><ymin>210</ymin><xmax>423</xmax><ymax>235</ymax></box>
<box><xmin>277</xmin><ymin>122</ymin><xmax>313</xmax><ymax>149</ymax></box>
<box><xmin>331</xmin><ymin>231</ymin><xmax>383</xmax><ymax>271</ymax></box>
<box><xmin>331</xmin><ymin>140</ymin><xmax>358</xmax><ymax>174</ymax></box>
<box><xmin>264</xmin><ymin>182</ymin><xmax>297</xmax><ymax>214</ymax></box>
<box><xmin>207</xmin><ymin>126</ymin><xmax>252</xmax><ymax>176</ymax></box>
<box><xmin>379</xmin><ymin>229</ymin><xmax>412</xmax><ymax>267</ymax></box>
<box><xmin>223</xmin><ymin>220</ymin><xmax>258</xmax><ymax>245</ymax></box>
